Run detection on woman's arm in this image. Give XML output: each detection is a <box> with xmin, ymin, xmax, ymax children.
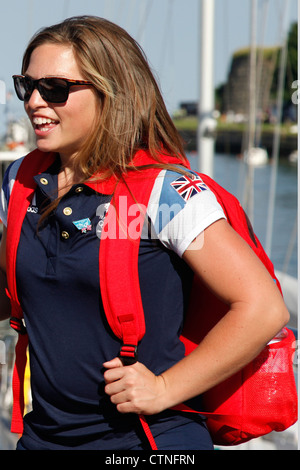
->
<box><xmin>0</xmin><ymin>227</ymin><xmax>11</xmax><ymax>321</ymax></box>
<box><xmin>103</xmin><ymin>219</ymin><xmax>289</xmax><ymax>415</ymax></box>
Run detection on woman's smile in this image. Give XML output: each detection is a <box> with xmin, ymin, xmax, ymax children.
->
<box><xmin>32</xmin><ymin>116</ymin><xmax>60</xmax><ymax>134</ymax></box>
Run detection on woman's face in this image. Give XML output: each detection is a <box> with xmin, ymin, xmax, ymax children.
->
<box><xmin>24</xmin><ymin>43</ymin><xmax>98</xmax><ymax>163</ymax></box>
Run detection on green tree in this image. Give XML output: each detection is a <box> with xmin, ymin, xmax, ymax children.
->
<box><xmin>271</xmin><ymin>22</ymin><xmax>298</xmax><ymax>104</ymax></box>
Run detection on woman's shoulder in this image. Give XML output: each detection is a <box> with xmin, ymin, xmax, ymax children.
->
<box><xmin>4</xmin><ymin>155</ymin><xmax>25</xmax><ymax>188</ymax></box>
<box><xmin>3</xmin><ymin>156</ymin><xmax>25</xmax><ymax>193</ymax></box>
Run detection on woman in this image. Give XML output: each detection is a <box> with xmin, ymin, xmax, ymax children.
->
<box><xmin>0</xmin><ymin>16</ymin><xmax>289</xmax><ymax>450</ymax></box>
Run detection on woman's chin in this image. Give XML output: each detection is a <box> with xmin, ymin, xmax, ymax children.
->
<box><xmin>35</xmin><ymin>141</ymin><xmax>58</xmax><ymax>155</ymax></box>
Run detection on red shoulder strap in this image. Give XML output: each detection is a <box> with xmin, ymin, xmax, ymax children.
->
<box><xmin>99</xmin><ymin>150</ymin><xmax>189</xmax><ymax>362</ymax></box>
<box><xmin>6</xmin><ymin>150</ymin><xmax>56</xmax><ymax>315</ymax></box>
<box><xmin>99</xmin><ymin>168</ymin><xmax>160</xmax><ymax>363</ymax></box>
<box><xmin>6</xmin><ymin>149</ymin><xmax>56</xmax><ymax>433</ymax></box>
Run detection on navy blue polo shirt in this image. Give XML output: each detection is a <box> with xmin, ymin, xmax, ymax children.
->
<box><xmin>4</xmin><ymin>158</ymin><xmax>204</xmax><ymax>450</ymax></box>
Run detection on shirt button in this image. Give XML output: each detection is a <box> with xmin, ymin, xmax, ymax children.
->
<box><xmin>40</xmin><ymin>177</ymin><xmax>48</xmax><ymax>185</ymax></box>
<box><xmin>61</xmin><ymin>231</ymin><xmax>70</xmax><ymax>240</ymax></box>
<box><xmin>63</xmin><ymin>207</ymin><xmax>72</xmax><ymax>216</ymax></box>
<box><xmin>75</xmin><ymin>186</ymin><xmax>84</xmax><ymax>193</ymax></box>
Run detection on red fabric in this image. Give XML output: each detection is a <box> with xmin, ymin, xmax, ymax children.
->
<box><xmin>10</xmin><ymin>335</ymin><xmax>28</xmax><ymax>434</ymax></box>
<box><xmin>139</xmin><ymin>415</ymin><xmax>158</xmax><ymax>450</ymax></box>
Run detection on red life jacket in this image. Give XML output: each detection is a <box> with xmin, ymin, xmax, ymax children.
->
<box><xmin>6</xmin><ymin>149</ymin><xmax>297</xmax><ymax>448</ymax></box>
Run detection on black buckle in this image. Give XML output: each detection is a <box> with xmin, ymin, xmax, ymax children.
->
<box><xmin>119</xmin><ymin>344</ymin><xmax>138</xmax><ymax>366</ymax></box>
<box><xmin>10</xmin><ymin>317</ymin><xmax>27</xmax><ymax>335</ymax></box>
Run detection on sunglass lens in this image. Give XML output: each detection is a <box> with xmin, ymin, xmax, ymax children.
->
<box><xmin>13</xmin><ymin>77</ymin><xmax>29</xmax><ymax>101</ymax></box>
<box><xmin>40</xmin><ymin>78</ymin><xmax>69</xmax><ymax>103</ymax></box>
<box><xmin>23</xmin><ymin>77</ymin><xmax>34</xmax><ymax>101</ymax></box>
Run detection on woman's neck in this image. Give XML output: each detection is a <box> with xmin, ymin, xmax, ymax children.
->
<box><xmin>57</xmin><ymin>154</ymin><xmax>84</xmax><ymax>198</ymax></box>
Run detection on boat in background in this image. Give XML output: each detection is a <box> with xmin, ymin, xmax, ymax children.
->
<box><xmin>288</xmin><ymin>150</ymin><xmax>298</xmax><ymax>164</ymax></box>
<box><xmin>0</xmin><ymin>144</ymin><xmax>30</xmax><ymax>163</ymax></box>
<box><xmin>244</xmin><ymin>147</ymin><xmax>269</xmax><ymax>166</ymax></box>
<box><xmin>0</xmin><ymin>118</ymin><xmax>33</xmax><ymax>167</ymax></box>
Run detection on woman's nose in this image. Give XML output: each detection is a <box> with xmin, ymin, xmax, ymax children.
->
<box><xmin>26</xmin><ymin>88</ymin><xmax>48</xmax><ymax>109</ymax></box>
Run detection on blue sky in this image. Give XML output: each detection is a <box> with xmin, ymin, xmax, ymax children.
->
<box><xmin>0</xmin><ymin>0</ymin><xmax>298</xmax><ymax>133</ymax></box>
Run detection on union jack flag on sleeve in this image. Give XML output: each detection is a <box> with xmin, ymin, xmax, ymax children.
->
<box><xmin>170</xmin><ymin>174</ymin><xmax>208</xmax><ymax>202</ymax></box>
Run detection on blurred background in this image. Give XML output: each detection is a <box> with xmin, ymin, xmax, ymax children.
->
<box><xmin>0</xmin><ymin>0</ymin><xmax>298</xmax><ymax>450</ymax></box>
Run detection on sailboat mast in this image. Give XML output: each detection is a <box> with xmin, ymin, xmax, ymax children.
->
<box><xmin>248</xmin><ymin>0</ymin><xmax>257</xmax><ymax>155</ymax></box>
<box><xmin>198</xmin><ymin>0</ymin><xmax>215</xmax><ymax>177</ymax></box>
<box><xmin>265</xmin><ymin>0</ymin><xmax>290</xmax><ymax>257</ymax></box>
<box><xmin>243</xmin><ymin>0</ymin><xmax>257</xmax><ymax>221</ymax></box>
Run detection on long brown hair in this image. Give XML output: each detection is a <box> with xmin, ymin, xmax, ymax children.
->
<box><xmin>22</xmin><ymin>15</ymin><xmax>187</xmax><ymax>181</ymax></box>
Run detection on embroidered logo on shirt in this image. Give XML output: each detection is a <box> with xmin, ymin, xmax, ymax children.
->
<box><xmin>27</xmin><ymin>206</ymin><xmax>38</xmax><ymax>214</ymax></box>
<box><xmin>170</xmin><ymin>174</ymin><xmax>208</xmax><ymax>202</ymax></box>
<box><xmin>73</xmin><ymin>218</ymin><xmax>92</xmax><ymax>233</ymax></box>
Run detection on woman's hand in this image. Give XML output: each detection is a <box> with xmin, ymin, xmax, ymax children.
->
<box><xmin>103</xmin><ymin>357</ymin><xmax>167</xmax><ymax>415</ymax></box>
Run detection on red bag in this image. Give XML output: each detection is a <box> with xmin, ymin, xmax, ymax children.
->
<box><xmin>180</xmin><ymin>292</ymin><xmax>297</xmax><ymax>445</ymax></box>
<box><xmin>201</xmin><ymin>328</ymin><xmax>297</xmax><ymax>445</ymax></box>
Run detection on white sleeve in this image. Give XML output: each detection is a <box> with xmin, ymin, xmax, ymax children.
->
<box><xmin>146</xmin><ymin>169</ymin><xmax>226</xmax><ymax>257</ymax></box>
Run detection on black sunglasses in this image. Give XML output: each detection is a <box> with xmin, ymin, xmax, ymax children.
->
<box><xmin>12</xmin><ymin>75</ymin><xmax>93</xmax><ymax>103</ymax></box>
